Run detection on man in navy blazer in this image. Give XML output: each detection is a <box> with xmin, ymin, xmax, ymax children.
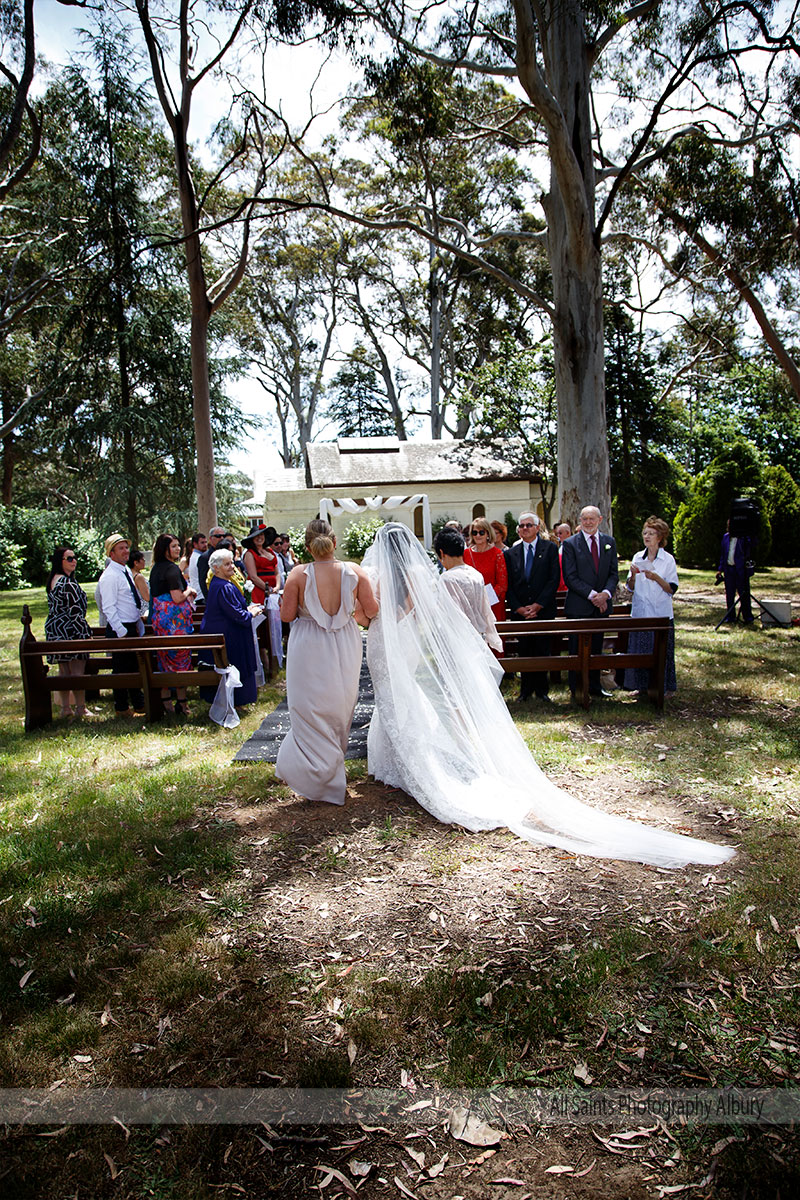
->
<box><xmin>561</xmin><ymin>505</ymin><xmax>619</xmax><ymax>697</ymax></box>
<box><xmin>504</xmin><ymin>512</ymin><xmax>560</xmax><ymax>702</ymax></box>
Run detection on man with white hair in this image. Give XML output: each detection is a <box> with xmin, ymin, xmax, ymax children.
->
<box><xmin>561</xmin><ymin>505</ymin><xmax>619</xmax><ymax>698</ymax></box>
<box><xmin>504</xmin><ymin>511</ymin><xmax>560</xmax><ymax>702</ymax></box>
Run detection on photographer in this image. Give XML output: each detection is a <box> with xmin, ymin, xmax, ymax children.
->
<box><xmin>716</xmin><ymin>520</ymin><xmax>756</xmax><ymax>625</ymax></box>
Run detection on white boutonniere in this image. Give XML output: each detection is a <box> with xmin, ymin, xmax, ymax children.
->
<box><xmin>603</xmin><ymin>543</ymin><xmax>611</xmax><ymax>552</ymax></box>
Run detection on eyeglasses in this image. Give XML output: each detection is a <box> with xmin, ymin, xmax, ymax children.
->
<box><xmin>471</xmin><ymin>529</ymin><xmax>487</xmax><ymax>537</ymax></box>
<box><xmin>64</xmin><ymin>554</ymin><xmax>77</xmax><ymax>562</ymax></box>
<box><xmin>518</xmin><ymin>523</ymin><xmax>537</xmax><ymax>529</ymax></box>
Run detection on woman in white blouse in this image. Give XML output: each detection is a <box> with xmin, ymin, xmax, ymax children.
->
<box><xmin>624</xmin><ymin>516</ymin><xmax>679</xmax><ymax>696</ymax></box>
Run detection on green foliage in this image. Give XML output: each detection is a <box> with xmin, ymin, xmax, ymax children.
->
<box><xmin>763</xmin><ymin>465</ymin><xmax>800</xmax><ymax>567</ymax></box>
<box><xmin>339</xmin><ymin>516</ymin><xmax>385</xmax><ymax>559</ymax></box>
<box><xmin>286</xmin><ymin>526</ymin><xmax>312</xmax><ymax>564</ymax></box>
<box><xmin>0</xmin><ymin>506</ymin><xmax>104</xmax><ymax>586</ymax></box>
<box><xmin>673</xmin><ymin>440</ymin><xmax>772</xmax><ymax>567</ymax></box>
<box><xmin>460</xmin><ymin>335</ymin><xmax>557</xmax><ymax>519</ymax></box>
<box><xmin>0</xmin><ymin>538</ymin><xmax>28</xmax><ymax>590</ymax></box>
<box><xmin>612</xmin><ymin>454</ymin><xmax>692</xmax><ymax>560</ymax></box>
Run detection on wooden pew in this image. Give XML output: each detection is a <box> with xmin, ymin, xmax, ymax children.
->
<box><xmin>495</xmin><ymin>614</ymin><xmax>670</xmax><ymax>710</ymax></box>
<box><xmin>19</xmin><ymin>606</ymin><xmax>231</xmax><ymax>732</ymax></box>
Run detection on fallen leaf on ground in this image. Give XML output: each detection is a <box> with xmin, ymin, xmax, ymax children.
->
<box><xmin>393</xmin><ymin>1177</ymin><xmax>419</xmax><ymax>1199</ymax></box>
<box><xmin>448</xmin><ymin>1107</ymin><xmax>504</xmax><ymax>1147</ymax></box>
<box><xmin>103</xmin><ymin>1153</ymin><xmax>120</xmax><ymax>1180</ymax></box>
<box><xmin>545</xmin><ymin>1164</ymin><xmax>574</xmax><ymax>1174</ymax></box>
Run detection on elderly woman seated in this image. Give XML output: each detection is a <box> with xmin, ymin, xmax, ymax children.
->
<box><xmin>200</xmin><ymin>547</ymin><xmax>261</xmax><ymax>708</ymax></box>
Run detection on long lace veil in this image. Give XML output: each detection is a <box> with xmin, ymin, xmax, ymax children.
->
<box><xmin>362</xmin><ymin>523</ymin><xmax>734</xmax><ymax>868</ymax></box>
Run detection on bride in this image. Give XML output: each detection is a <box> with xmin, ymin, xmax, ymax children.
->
<box><xmin>362</xmin><ymin>523</ymin><xmax>734</xmax><ymax>868</ymax></box>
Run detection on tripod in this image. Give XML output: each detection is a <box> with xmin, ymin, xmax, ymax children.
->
<box><xmin>715</xmin><ymin>587</ymin><xmax>783</xmax><ymax>631</ymax></box>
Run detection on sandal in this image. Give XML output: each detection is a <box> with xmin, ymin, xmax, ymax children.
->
<box><xmin>175</xmin><ymin>700</ymin><xmax>191</xmax><ymax>718</ymax></box>
<box><xmin>162</xmin><ymin>698</ymin><xmax>176</xmax><ymax>714</ymax></box>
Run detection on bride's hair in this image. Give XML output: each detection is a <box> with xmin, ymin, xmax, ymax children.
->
<box><xmin>306</xmin><ymin>518</ymin><xmax>335</xmax><ymax>558</ymax></box>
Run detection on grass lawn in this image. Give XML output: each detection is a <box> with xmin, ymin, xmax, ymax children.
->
<box><xmin>1</xmin><ymin>569</ymin><xmax>799</xmax><ymax>1198</ymax></box>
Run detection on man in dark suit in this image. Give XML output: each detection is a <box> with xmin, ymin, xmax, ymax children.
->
<box><xmin>716</xmin><ymin>523</ymin><xmax>755</xmax><ymax>624</ymax></box>
<box><xmin>561</xmin><ymin>505</ymin><xmax>619</xmax><ymax>697</ymax></box>
<box><xmin>504</xmin><ymin>511</ymin><xmax>560</xmax><ymax>702</ymax></box>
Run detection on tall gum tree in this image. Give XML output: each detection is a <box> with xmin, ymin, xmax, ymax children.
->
<box><xmin>346</xmin><ymin>0</ymin><xmax>799</xmax><ymax>524</ymax></box>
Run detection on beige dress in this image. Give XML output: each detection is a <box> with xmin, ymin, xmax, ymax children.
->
<box><xmin>276</xmin><ymin>562</ymin><xmax>363</xmax><ymax>805</ymax></box>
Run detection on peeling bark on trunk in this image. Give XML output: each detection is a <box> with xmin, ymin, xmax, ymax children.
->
<box><xmin>515</xmin><ymin>0</ymin><xmax>611</xmax><ymax>527</ymax></box>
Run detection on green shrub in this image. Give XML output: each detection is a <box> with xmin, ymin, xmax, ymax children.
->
<box><xmin>762</xmin><ymin>465</ymin><xmax>800</xmax><ymax>567</ymax></box>
<box><xmin>0</xmin><ymin>507</ymin><xmax>105</xmax><ymax>586</ymax></box>
<box><xmin>340</xmin><ymin>516</ymin><xmax>385</xmax><ymax>559</ymax></box>
<box><xmin>0</xmin><ymin>539</ymin><xmax>29</xmax><ymax>590</ymax></box>
<box><xmin>286</xmin><ymin>525</ymin><xmax>312</xmax><ymax>564</ymax></box>
<box><xmin>673</xmin><ymin>439</ymin><xmax>772</xmax><ymax>568</ymax></box>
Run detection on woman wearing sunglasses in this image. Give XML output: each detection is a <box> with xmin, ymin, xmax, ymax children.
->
<box><xmin>464</xmin><ymin>516</ymin><xmax>508</xmax><ymax>624</ymax></box>
<box><xmin>45</xmin><ymin>546</ymin><xmax>94</xmax><ymax>719</ymax></box>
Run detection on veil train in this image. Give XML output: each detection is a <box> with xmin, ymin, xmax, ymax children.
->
<box><xmin>362</xmin><ymin>524</ymin><xmax>734</xmax><ymax>869</ymax></box>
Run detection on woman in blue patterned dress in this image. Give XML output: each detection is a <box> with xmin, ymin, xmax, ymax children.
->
<box><xmin>45</xmin><ymin>546</ymin><xmax>93</xmax><ymax>719</ymax></box>
<box><xmin>149</xmin><ymin>533</ymin><xmax>197</xmax><ymax>715</ymax></box>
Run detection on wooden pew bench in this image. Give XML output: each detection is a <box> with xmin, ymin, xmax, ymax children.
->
<box><xmin>495</xmin><ymin>614</ymin><xmax>670</xmax><ymax>710</ymax></box>
<box><xmin>19</xmin><ymin>605</ymin><xmax>231</xmax><ymax>731</ymax></box>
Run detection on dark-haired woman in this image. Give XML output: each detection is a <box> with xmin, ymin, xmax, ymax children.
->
<box><xmin>149</xmin><ymin>533</ymin><xmax>197</xmax><ymax>715</ymax></box>
<box><xmin>128</xmin><ymin>548</ymin><xmax>150</xmax><ymax>618</ymax></box>
<box><xmin>45</xmin><ymin>546</ymin><xmax>93</xmax><ymax>719</ymax></box>
<box><xmin>276</xmin><ymin>519</ymin><xmax>378</xmax><ymax>805</ymax></box>
<box><xmin>242</xmin><ymin>523</ymin><xmax>280</xmax><ymax>605</ymax></box>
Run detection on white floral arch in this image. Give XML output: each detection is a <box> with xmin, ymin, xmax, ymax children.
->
<box><xmin>318</xmin><ymin>494</ymin><xmax>432</xmax><ymax>549</ymax></box>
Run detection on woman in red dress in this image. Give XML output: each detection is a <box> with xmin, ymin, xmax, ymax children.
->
<box><xmin>464</xmin><ymin>516</ymin><xmax>508</xmax><ymax>623</ymax></box>
<box><xmin>242</xmin><ymin>523</ymin><xmax>280</xmax><ymax>604</ymax></box>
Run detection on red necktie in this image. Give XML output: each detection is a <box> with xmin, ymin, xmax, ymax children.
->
<box><xmin>591</xmin><ymin>535</ymin><xmax>599</xmax><ymax>572</ymax></box>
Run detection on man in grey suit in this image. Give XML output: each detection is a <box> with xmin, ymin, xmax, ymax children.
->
<box><xmin>561</xmin><ymin>505</ymin><xmax>619</xmax><ymax>697</ymax></box>
<box><xmin>504</xmin><ymin>512</ymin><xmax>560</xmax><ymax>702</ymax></box>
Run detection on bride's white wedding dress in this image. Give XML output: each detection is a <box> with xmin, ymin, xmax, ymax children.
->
<box><xmin>363</xmin><ymin>524</ymin><xmax>734</xmax><ymax>868</ymax></box>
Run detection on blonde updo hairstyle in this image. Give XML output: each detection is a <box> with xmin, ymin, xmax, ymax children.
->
<box><xmin>643</xmin><ymin>516</ymin><xmax>670</xmax><ymax>547</ymax></box>
<box><xmin>305</xmin><ymin>518</ymin><xmax>335</xmax><ymax>558</ymax></box>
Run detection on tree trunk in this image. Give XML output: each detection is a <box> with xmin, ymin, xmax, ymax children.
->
<box><xmin>516</xmin><ymin>0</ymin><xmax>611</xmax><ymax>527</ymax></box>
<box><xmin>173</xmin><ymin>117</ymin><xmax>217</xmax><ymax>533</ymax></box>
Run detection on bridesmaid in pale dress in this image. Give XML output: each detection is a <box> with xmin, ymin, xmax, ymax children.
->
<box><xmin>276</xmin><ymin>519</ymin><xmax>378</xmax><ymax>805</ymax></box>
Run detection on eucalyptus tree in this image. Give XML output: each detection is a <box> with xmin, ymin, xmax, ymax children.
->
<box><xmin>340</xmin><ymin>0</ymin><xmax>799</xmax><ymax>523</ymax></box>
<box><xmin>2</xmin><ymin>38</ymin><xmax>244</xmax><ymax>535</ymax></box>
<box><xmin>129</xmin><ymin>0</ymin><xmax>359</xmax><ymax>529</ymax></box>
<box><xmin>339</xmin><ymin>61</ymin><xmax>544</xmax><ymax>438</ymax></box>
<box><xmin>234</xmin><ymin>210</ymin><xmax>352</xmax><ymax>467</ymax></box>
<box><xmin>632</xmin><ymin>134</ymin><xmax>800</xmax><ymax>403</ymax></box>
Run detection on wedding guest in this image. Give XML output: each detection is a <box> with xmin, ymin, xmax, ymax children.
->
<box><xmin>465</xmin><ymin>516</ymin><xmax>508</xmax><ymax>622</ymax></box>
<box><xmin>561</xmin><ymin>506</ymin><xmax>619</xmax><ymax>699</ymax></box>
<box><xmin>242</xmin><ymin>522</ymin><xmax>280</xmax><ymax>605</ymax></box>
<box><xmin>149</xmin><ymin>533</ymin><xmax>197</xmax><ymax>716</ymax></box>
<box><xmin>45</xmin><ymin>546</ymin><xmax>93</xmax><ymax>719</ymax></box>
<box><xmin>128</xmin><ymin>548</ymin><xmax>150</xmax><ymax>616</ymax></box>
<box><xmin>188</xmin><ymin>532</ymin><xmax>207</xmax><ymax>594</ymax></box>
<box><xmin>624</xmin><ymin>517</ymin><xmax>678</xmax><ymax>697</ymax></box>
<box><xmin>201</xmin><ymin>548</ymin><xmax>260</xmax><ymax>708</ymax></box>
<box><xmin>435</xmin><ymin>527</ymin><xmax>502</xmax><ymax>652</ymax></box>
<box><xmin>490</xmin><ymin>520</ymin><xmax>508</xmax><ymax>550</ymax></box>
<box><xmin>197</xmin><ymin>527</ymin><xmax>227</xmax><ymax>600</ymax></box>
<box><xmin>554</xmin><ymin>521</ymin><xmax>572</xmax><ymax>592</ymax></box>
<box><xmin>95</xmin><ymin>533</ymin><xmax>146</xmax><ymax>717</ymax></box>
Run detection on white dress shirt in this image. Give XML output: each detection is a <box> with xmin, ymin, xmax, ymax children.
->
<box><xmin>188</xmin><ymin>549</ymin><xmax>202</xmax><ymax>593</ymax></box>
<box><xmin>95</xmin><ymin>561</ymin><xmax>144</xmax><ymax>637</ymax></box>
<box><xmin>629</xmin><ymin>548</ymin><xmax>678</xmax><ymax>619</ymax></box>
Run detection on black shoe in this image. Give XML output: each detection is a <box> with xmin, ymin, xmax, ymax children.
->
<box><xmin>517</xmin><ymin>691</ymin><xmax>532</xmax><ymax>702</ymax></box>
<box><xmin>534</xmin><ymin>693</ymin><xmax>552</xmax><ymax>704</ymax></box>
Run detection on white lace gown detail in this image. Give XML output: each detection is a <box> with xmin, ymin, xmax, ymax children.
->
<box><xmin>276</xmin><ymin>563</ymin><xmax>363</xmax><ymax>806</ymax></box>
<box><xmin>364</xmin><ymin>525</ymin><xmax>735</xmax><ymax>868</ymax></box>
